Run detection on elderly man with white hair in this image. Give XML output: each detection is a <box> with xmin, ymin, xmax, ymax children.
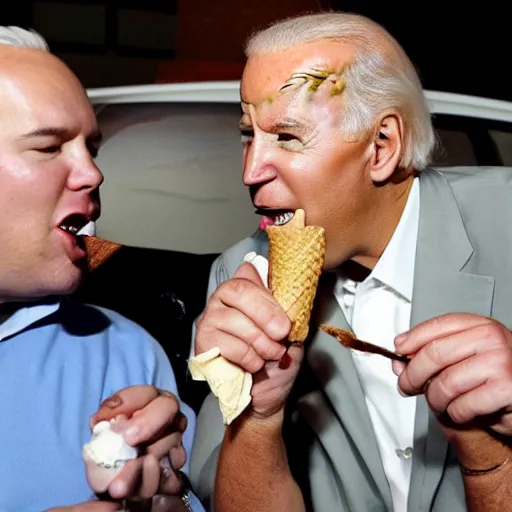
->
<box><xmin>0</xmin><ymin>27</ymin><xmax>204</xmax><ymax>512</ymax></box>
<box><xmin>190</xmin><ymin>12</ymin><xmax>512</xmax><ymax>512</ymax></box>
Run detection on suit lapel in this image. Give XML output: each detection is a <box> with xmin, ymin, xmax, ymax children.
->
<box><xmin>303</xmin><ymin>274</ymin><xmax>393</xmax><ymax>510</ymax></box>
<box><xmin>408</xmin><ymin>169</ymin><xmax>495</xmax><ymax>509</ymax></box>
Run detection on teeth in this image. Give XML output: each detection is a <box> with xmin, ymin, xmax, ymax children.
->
<box><xmin>274</xmin><ymin>212</ymin><xmax>294</xmax><ymax>226</ymax></box>
<box><xmin>60</xmin><ymin>225</ymin><xmax>79</xmax><ymax>234</ymax></box>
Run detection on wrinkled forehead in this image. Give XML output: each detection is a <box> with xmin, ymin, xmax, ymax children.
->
<box><xmin>240</xmin><ymin>41</ymin><xmax>355</xmax><ymax>125</ymax></box>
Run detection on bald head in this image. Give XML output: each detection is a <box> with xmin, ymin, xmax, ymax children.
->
<box><xmin>0</xmin><ymin>44</ymin><xmax>92</xmax><ymax>135</ymax></box>
<box><xmin>0</xmin><ymin>30</ymin><xmax>103</xmax><ymax>302</ymax></box>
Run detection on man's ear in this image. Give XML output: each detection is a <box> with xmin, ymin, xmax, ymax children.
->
<box><xmin>369</xmin><ymin>114</ymin><xmax>403</xmax><ymax>183</ymax></box>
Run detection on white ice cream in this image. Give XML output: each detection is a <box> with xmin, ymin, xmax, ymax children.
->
<box><xmin>82</xmin><ymin>419</ymin><xmax>138</xmax><ymax>469</ymax></box>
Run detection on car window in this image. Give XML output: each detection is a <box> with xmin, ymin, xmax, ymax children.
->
<box><xmin>432</xmin><ymin>114</ymin><xmax>512</xmax><ymax>167</ymax></box>
<box><xmin>95</xmin><ymin>105</ymin><xmax>512</xmax><ymax>254</ymax></box>
<box><xmin>489</xmin><ymin>129</ymin><xmax>512</xmax><ymax>166</ymax></box>
<box><xmin>95</xmin><ymin>102</ymin><xmax>256</xmax><ymax>254</ymax></box>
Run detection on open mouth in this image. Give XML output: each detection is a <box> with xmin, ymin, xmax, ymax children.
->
<box><xmin>59</xmin><ymin>214</ymin><xmax>91</xmax><ymax>236</ymax></box>
<box><xmin>255</xmin><ymin>208</ymin><xmax>296</xmax><ymax>227</ymax></box>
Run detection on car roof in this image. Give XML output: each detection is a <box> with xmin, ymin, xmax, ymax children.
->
<box><xmin>88</xmin><ymin>80</ymin><xmax>512</xmax><ymax>124</ymax></box>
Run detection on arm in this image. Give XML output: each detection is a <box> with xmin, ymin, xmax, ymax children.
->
<box><xmin>194</xmin><ymin>262</ymin><xmax>306</xmax><ymax>511</ymax></box>
<box><xmin>216</xmin><ymin>411</ymin><xmax>305</xmax><ymax>512</ymax></box>
<box><xmin>395</xmin><ymin>313</ymin><xmax>512</xmax><ymax>512</ymax></box>
<box><xmin>90</xmin><ymin>325</ymin><xmax>206</xmax><ymax>511</ymax></box>
<box><xmin>443</xmin><ymin>425</ymin><xmax>512</xmax><ymax>512</ymax></box>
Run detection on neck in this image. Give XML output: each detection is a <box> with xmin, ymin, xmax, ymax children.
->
<box><xmin>351</xmin><ymin>173</ymin><xmax>415</xmax><ymax>270</ymax></box>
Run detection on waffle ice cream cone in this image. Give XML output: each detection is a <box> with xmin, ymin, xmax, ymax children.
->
<box><xmin>84</xmin><ymin>236</ymin><xmax>123</xmax><ymax>271</ymax></box>
<box><xmin>266</xmin><ymin>209</ymin><xmax>325</xmax><ymax>344</ymax></box>
<box><xmin>189</xmin><ymin>210</ymin><xmax>325</xmax><ymax>424</ymax></box>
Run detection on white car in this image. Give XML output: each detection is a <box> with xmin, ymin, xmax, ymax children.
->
<box><xmin>78</xmin><ymin>81</ymin><xmax>512</xmax><ymax>409</ymax></box>
<box><xmin>88</xmin><ymin>81</ymin><xmax>512</xmax><ymax>254</ymax></box>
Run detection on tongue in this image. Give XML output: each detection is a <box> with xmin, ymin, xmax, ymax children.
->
<box><xmin>259</xmin><ymin>216</ymin><xmax>274</xmax><ymax>230</ymax></box>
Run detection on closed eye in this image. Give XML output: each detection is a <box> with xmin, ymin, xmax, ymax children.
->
<box><xmin>36</xmin><ymin>145</ymin><xmax>61</xmax><ymax>154</ymax></box>
<box><xmin>276</xmin><ymin>132</ymin><xmax>303</xmax><ymax>151</ymax></box>
<box><xmin>277</xmin><ymin>133</ymin><xmax>299</xmax><ymax>142</ymax></box>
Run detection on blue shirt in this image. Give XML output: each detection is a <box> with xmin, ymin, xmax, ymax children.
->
<box><xmin>0</xmin><ymin>298</ymin><xmax>204</xmax><ymax>511</ymax></box>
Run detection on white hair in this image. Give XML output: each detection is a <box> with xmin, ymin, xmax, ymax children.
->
<box><xmin>0</xmin><ymin>26</ymin><xmax>49</xmax><ymax>51</ymax></box>
<box><xmin>246</xmin><ymin>13</ymin><xmax>435</xmax><ymax>170</ymax></box>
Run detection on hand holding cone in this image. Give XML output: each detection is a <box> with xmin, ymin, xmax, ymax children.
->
<box><xmin>189</xmin><ymin>210</ymin><xmax>325</xmax><ymax>424</ymax></box>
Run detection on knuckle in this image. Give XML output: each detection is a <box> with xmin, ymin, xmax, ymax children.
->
<box><xmin>426</xmin><ymin>338</ymin><xmax>445</xmax><ymax>366</ymax></box>
<box><xmin>239</xmin><ymin>344</ymin><xmax>264</xmax><ymax>373</ymax></box>
<box><xmin>226</xmin><ymin>277</ymin><xmax>251</xmax><ymax>298</ymax></box>
<box><xmin>427</xmin><ymin>375</ymin><xmax>452</xmax><ymax>412</ymax></box>
<box><xmin>479</xmin><ymin>322</ymin><xmax>504</xmax><ymax>347</ymax></box>
<box><xmin>245</xmin><ymin>328</ymin><xmax>268</xmax><ymax>350</ymax></box>
<box><xmin>446</xmin><ymin>401</ymin><xmax>467</xmax><ymax>424</ymax></box>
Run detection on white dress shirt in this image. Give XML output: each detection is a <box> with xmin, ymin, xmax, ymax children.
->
<box><xmin>333</xmin><ymin>178</ymin><xmax>420</xmax><ymax>512</ymax></box>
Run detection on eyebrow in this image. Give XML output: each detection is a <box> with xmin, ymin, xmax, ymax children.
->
<box><xmin>19</xmin><ymin>127</ymin><xmax>103</xmax><ymax>144</ymax></box>
<box><xmin>268</xmin><ymin>117</ymin><xmax>313</xmax><ymax>136</ymax></box>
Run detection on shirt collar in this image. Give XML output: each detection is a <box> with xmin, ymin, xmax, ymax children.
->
<box><xmin>370</xmin><ymin>177</ymin><xmax>420</xmax><ymax>302</ymax></box>
<box><xmin>0</xmin><ymin>299</ymin><xmax>61</xmax><ymax>342</ymax></box>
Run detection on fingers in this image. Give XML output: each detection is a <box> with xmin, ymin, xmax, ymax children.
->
<box><xmin>145</xmin><ymin>431</ymin><xmax>186</xmax><ymax>468</ymax></box>
<box><xmin>398</xmin><ymin>323</ymin><xmax>506</xmax><ymax>395</ymax></box>
<box><xmin>395</xmin><ymin>313</ymin><xmax>493</xmax><ymax>355</ymax></box>
<box><xmin>151</xmin><ymin>495</ymin><xmax>187</xmax><ymax>512</ymax></box>
<box><xmin>108</xmin><ymin>454</ymin><xmax>160</xmax><ymax>500</ymax></box>
<box><xmin>107</xmin><ymin>445</ymin><xmax>186</xmax><ymax>501</ymax></box>
<box><xmin>47</xmin><ymin>502</ymin><xmax>123</xmax><ymax>511</ymax></box>
<box><xmin>91</xmin><ymin>385</ymin><xmax>161</xmax><ymax>426</ymax></box>
<box><xmin>445</xmin><ymin>379</ymin><xmax>512</xmax><ymax>425</ymax></box>
<box><xmin>196</xmin><ymin>262</ymin><xmax>291</xmax><ymax>371</ymax></box>
<box><xmin>423</xmin><ymin>350</ymin><xmax>501</xmax><ymax>413</ymax></box>
<box><xmin>158</xmin><ymin>458</ymin><xmax>186</xmax><ymax>495</ymax></box>
<box><xmin>212</xmin><ymin>307</ymin><xmax>286</xmax><ymax>364</ymax></box>
<box><xmin>92</xmin><ymin>388</ymin><xmax>183</xmax><ymax>447</ymax></box>
<box><xmin>208</xmin><ymin>263</ymin><xmax>290</xmax><ymax>340</ymax></box>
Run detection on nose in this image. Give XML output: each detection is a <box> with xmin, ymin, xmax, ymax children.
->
<box><xmin>67</xmin><ymin>155</ymin><xmax>104</xmax><ymax>192</ymax></box>
<box><xmin>242</xmin><ymin>136</ymin><xmax>278</xmax><ymax>186</ymax></box>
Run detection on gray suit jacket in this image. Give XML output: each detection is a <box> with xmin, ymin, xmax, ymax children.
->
<box><xmin>189</xmin><ymin>167</ymin><xmax>512</xmax><ymax>511</ymax></box>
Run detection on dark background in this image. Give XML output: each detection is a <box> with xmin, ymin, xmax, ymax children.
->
<box><xmin>2</xmin><ymin>1</ymin><xmax>509</xmax><ymax>102</ymax></box>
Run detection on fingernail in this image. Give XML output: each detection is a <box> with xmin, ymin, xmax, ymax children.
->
<box><xmin>268</xmin><ymin>316</ymin><xmax>290</xmax><ymax>339</ymax></box>
<box><xmin>392</xmin><ymin>360</ymin><xmax>406</xmax><ymax>376</ymax></box>
<box><xmin>395</xmin><ymin>333</ymin><xmax>407</xmax><ymax>347</ymax></box>
<box><xmin>100</xmin><ymin>395</ymin><xmax>122</xmax><ymax>409</ymax></box>
<box><xmin>123</xmin><ymin>426</ymin><xmax>140</xmax><ymax>444</ymax></box>
<box><xmin>109</xmin><ymin>479</ymin><xmax>127</xmax><ymax>498</ymax></box>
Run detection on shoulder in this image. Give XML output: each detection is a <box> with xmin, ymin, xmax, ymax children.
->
<box><xmin>58</xmin><ymin>299</ymin><xmax>171</xmax><ymax>377</ymax></box>
<box><xmin>59</xmin><ymin>299</ymin><xmax>153</xmax><ymax>343</ymax></box>
<box><xmin>433</xmin><ymin>165</ymin><xmax>512</xmax><ymax>194</ymax></box>
<box><xmin>426</xmin><ymin>166</ymin><xmax>512</xmax><ymax>219</ymax></box>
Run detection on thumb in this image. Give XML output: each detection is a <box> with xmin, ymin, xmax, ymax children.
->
<box><xmin>233</xmin><ymin>260</ymin><xmax>268</xmax><ymax>289</ymax></box>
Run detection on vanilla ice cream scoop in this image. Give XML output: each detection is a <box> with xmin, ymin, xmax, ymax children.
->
<box><xmin>82</xmin><ymin>418</ymin><xmax>138</xmax><ymax>493</ymax></box>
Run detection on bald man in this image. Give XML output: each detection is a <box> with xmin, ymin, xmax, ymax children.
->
<box><xmin>0</xmin><ymin>27</ymin><xmax>203</xmax><ymax>512</ymax></box>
